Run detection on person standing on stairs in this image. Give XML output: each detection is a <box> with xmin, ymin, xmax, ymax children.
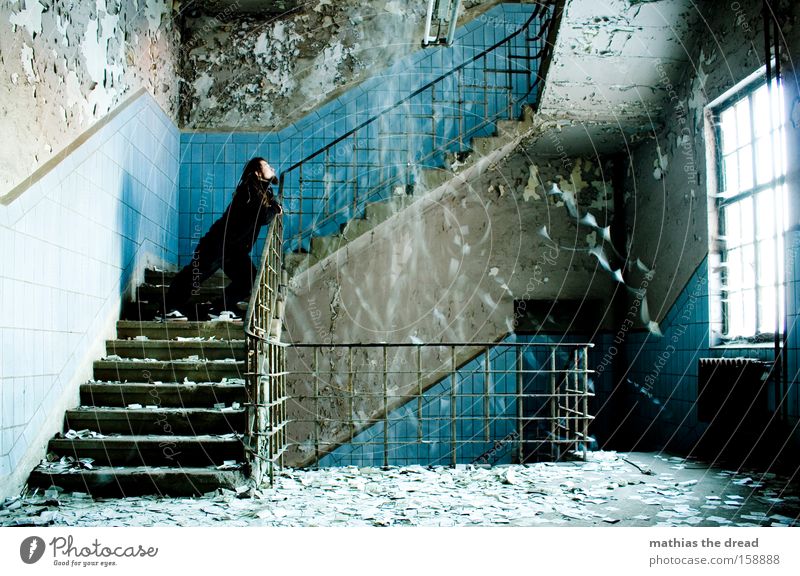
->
<box><xmin>162</xmin><ymin>157</ymin><xmax>282</xmax><ymax>321</ymax></box>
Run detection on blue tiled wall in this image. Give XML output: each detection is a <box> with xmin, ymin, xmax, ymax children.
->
<box><xmin>178</xmin><ymin>3</ymin><xmax>547</xmax><ymax>263</ymax></box>
<box><xmin>317</xmin><ymin>334</ymin><xmax>604</xmax><ymax>467</ymax></box>
<box><xmin>615</xmin><ymin>258</ymin><xmax>800</xmax><ymax>453</ymax></box>
<box><xmin>0</xmin><ymin>93</ymin><xmax>180</xmax><ymax>486</ymax></box>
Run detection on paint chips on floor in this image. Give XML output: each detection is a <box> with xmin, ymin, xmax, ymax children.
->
<box><xmin>1</xmin><ymin>452</ymin><xmax>798</xmax><ymax>527</ymax></box>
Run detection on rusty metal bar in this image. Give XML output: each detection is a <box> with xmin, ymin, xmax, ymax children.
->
<box><xmin>289</xmin><ymin>340</ymin><xmax>593</xmax><ymax>467</ymax></box>
<box><xmin>417</xmin><ymin>346</ymin><xmax>423</xmax><ymax>448</ymax></box>
<box><xmin>550</xmin><ymin>347</ymin><xmax>557</xmax><ymax>461</ymax></box>
<box><xmin>517</xmin><ymin>346</ymin><xmax>523</xmax><ymax>464</ymax></box>
<box><xmin>349</xmin><ymin>347</ymin><xmax>355</xmax><ymax>446</ymax></box>
<box><xmin>484</xmin><ymin>350</ymin><xmax>490</xmax><ymax>442</ymax></box>
<box><xmin>313</xmin><ymin>346</ymin><xmax>319</xmax><ymax>465</ymax></box>
<box><xmin>383</xmin><ymin>346</ymin><xmax>389</xmax><ymax>468</ymax></box>
<box><xmin>243</xmin><ymin>215</ymin><xmax>287</xmax><ymax>486</ymax></box>
<box><xmin>451</xmin><ymin>346</ymin><xmax>457</xmax><ymax>467</ymax></box>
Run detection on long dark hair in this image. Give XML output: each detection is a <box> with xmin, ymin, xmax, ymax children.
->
<box><xmin>238</xmin><ymin>157</ymin><xmax>269</xmax><ymax>188</ymax></box>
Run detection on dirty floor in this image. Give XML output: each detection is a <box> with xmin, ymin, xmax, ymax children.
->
<box><xmin>2</xmin><ymin>452</ymin><xmax>798</xmax><ymax>527</ymax></box>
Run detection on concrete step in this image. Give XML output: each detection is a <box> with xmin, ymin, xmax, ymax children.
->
<box><xmin>80</xmin><ymin>381</ymin><xmax>247</xmax><ymax>408</ymax></box>
<box><xmin>283</xmin><ymin>251</ymin><xmax>316</xmax><ymax>276</ymax></box>
<box><xmin>496</xmin><ymin>119</ymin><xmax>526</xmax><ymax>137</ymax></box>
<box><xmin>116</xmin><ymin>320</ymin><xmax>244</xmax><ymax>341</ymax></box>
<box><xmin>419</xmin><ymin>167</ymin><xmax>452</xmax><ymax>190</ymax></box>
<box><xmin>47</xmin><ymin>435</ymin><xmax>246</xmax><ymax>467</ymax></box>
<box><xmin>144</xmin><ymin>269</ymin><xmax>228</xmax><ymax>287</ymax></box>
<box><xmin>106</xmin><ymin>339</ymin><xmax>246</xmax><ymax>361</ymax></box>
<box><xmin>93</xmin><ymin>359</ymin><xmax>245</xmax><ymax>383</ymax></box>
<box><xmin>283</xmin><ymin>107</ymin><xmax>537</xmax><ymax>279</ymax></box>
<box><xmin>288</xmin><ymin>195</ymin><xmax>418</xmax><ymax>273</ymax></box>
<box><xmin>470</xmin><ymin>135</ymin><xmax>507</xmax><ymax>157</ymax></box>
<box><xmin>340</xmin><ymin>216</ymin><xmax>374</xmax><ymax>241</ymax></box>
<box><xmin>27</xmin><ymin>465</ymin><xmax>247</xmax><ymax>497</ymax></box>
<box><xmin>364</xmin><ymin>196</ymin><xmax>413</xmax><ymax>223</ymax></box>
<box><xmin>136</xmin><ymin>283</ymin><xmax>224</xmax><ymax>302</ymax></box>
<box><xmin>65</xmin><ymin>407</ymin><xmax>246</xmax><ymax>435</ymax></box>
<box><xmin>122</xmin><ymin>299</ymin><xmax>240</xmax><ymax>322</ymax></box>
<box><xmin>310</xmin><ymin>235</ymin><xmax>345</xmax><ymax>261</ymax></box>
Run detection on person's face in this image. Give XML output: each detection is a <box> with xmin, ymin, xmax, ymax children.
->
<box><xmin>255</xmin><ymin>160</ymin><xmax>276</xmax><ymax>182</ymax></box>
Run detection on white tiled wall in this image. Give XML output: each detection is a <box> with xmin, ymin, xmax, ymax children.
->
<box><xmin>0</xmin><ymin>92</ymin><xmax>179</xmax><ymax>496</ymax></box>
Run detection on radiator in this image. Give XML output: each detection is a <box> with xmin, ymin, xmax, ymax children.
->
<box><xmin>697</xmin><ymin>358</ymin><xmax>770</xmax><ymax>423</ymax></box>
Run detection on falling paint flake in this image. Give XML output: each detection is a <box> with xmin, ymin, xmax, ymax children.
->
<box><xmin>523</xmin><ymin>165</ymin><xmax>541</xmax><ymax>202</ymax></box>
<box><xmin>448</xmin><ymin>258</ymin><xmax>459</xmax><ymax>277</ymax></box>
<box><xmin>20</xmin><ymin>43</ymin><xmax>37</xmax><ymax>84</ymax></box>
<box><xmin>9</xmin><ymin>0</ymin><xmax>45</xmax><ymax>38</ymax></box>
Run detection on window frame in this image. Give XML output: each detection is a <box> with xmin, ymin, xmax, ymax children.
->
<box><xmin>708</xmin><ymin>71</ymin><xmax>788</xmax><ymax>346</ymax></box>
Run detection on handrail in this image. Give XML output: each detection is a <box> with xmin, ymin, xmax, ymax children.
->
<box><xmin>244</xmin><ymin>214</ymin><xmax>282</xmax><ymax>341</ymax></box>
<box><xmin>286</xmin><ymin>339</ymin><xmax>593</xmax><ymax>467</ymax></box>
<box><xmin>282</xmin><ymin>3</ymin><xmax>551</xmax><ymax>174</ymax></box>
<box><xmin>243</xmin><ymin>213</ymin><xmax>288</xmax><ymax>486</ymax></box>
<box><xmin>278</xmin><ymin>2</ymin><xmax>558</xmax><ymax>251</ymax></box>
<box><xmin>289</xmin><ymin>341</ymin><xmax>595</xmax><ymax>348</ymax></box>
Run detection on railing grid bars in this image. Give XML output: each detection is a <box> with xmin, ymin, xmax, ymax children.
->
<box><xmin>244</xmin><ymin>215</ymin><xmax>289</xmax><ymax>486</ymax></box>
<box><xmin>288</xmin><ymin>341</ymin><xmax>593</xmax><ymax>467</ymax></box>
<box><xmin>279</xmin><ymin>4</ymin><xmax>556</xmax><ymax>252</ymax></box>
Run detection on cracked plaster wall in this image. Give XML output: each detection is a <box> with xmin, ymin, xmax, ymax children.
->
<box><xmin>623</xmin><ymin>0</ymin><xmax>799</xmax><ymax>322</ymax></box>
<box><xmin>283</xmin><ymin>144</ymin><xmax>617</xmax><ymax>465</ymax></box>
<box><xmin>612</xmin><ymin>0</ymin><xmax>800</xmax><ymax>454</ymax></box>
<box><xmin>179</xmin><ymin>0</ymin><xmax>525</xmax><ymax>131</ymax></box>
<box><xmin>0</xmin><ymin>0</ymin><xmax>181</xmax><ymax>199</ymax></box>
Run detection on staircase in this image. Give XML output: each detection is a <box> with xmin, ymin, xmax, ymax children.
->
<box><xmin>27</xmin><ymin>270</ymin><xmax>252</xmax><ymax>497</ymax></box>
<box><xmin>278</xmin><ymin>2</ymin><xmax>558</xmax><ymax>273</ymax></box>
<box><xmin>120</xmin><ymin>269</ymin><xmax>233</xmax><ymax>321</ymax></box>
<box><xmin>284</xmin><ymin>105</ymin><xmax>536</xmax><ymax>275</ymax></box>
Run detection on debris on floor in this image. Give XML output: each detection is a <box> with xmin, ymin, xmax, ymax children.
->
<box><xmin>1</xmin><ymin>452</ymin><xmax>797</xmax><ymax>527</ymax></box>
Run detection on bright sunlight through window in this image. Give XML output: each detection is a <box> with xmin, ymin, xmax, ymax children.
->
<box><xmin>714</xmin><ymin>77</ymin><xmax>788</xmax><ymax>342</ymax></box>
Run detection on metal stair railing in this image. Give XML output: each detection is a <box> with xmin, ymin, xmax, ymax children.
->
<box><xmin>278</xmin><ymin>2</ymin><xmax>561</xmax><ymax>253</ymax></box>
<box><xmin>243</xmin><ymin>214</ymin><xmax>289</xmax><ymax>486</ymax></box>
<box><xmin>285</xmin><ymin>339</ymin><xmax>593</xmax><ymax>468</ymax></box>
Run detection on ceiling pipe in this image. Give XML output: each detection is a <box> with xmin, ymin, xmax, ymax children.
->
<box><xmin>422</xmin><ymin>0</ymin><xmax>462</xmax><ymax>47</ymax></box>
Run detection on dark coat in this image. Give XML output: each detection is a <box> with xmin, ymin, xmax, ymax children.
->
<box><xmin>205</xmin><ymin>177</ymin><xmax>281</xmax><ymax>254</ymax></box>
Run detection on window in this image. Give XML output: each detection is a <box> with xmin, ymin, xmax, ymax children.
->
<box><xmin>712</xmin><ymin>76</ymin><xmax>789</xmax><ymax>343</ymax></box>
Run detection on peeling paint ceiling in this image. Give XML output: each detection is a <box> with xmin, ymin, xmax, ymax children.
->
<box><xmin>529</xmin><ymin>0</ymin><xmax>700</xmax><ymax>156</ymax></box>
<box><xmin>179</xmin><ymin>0</ymin><xmax>301</xmax><ymax>15</ymax></box>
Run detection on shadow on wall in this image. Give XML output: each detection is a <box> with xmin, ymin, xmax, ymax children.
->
<box><xmin>119</xmin><ymin>170</ymin><xmax>142</xmax><ymax>308</ymax></box>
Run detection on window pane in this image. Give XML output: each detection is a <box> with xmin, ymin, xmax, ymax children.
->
<box><xmin>723</xmin><ymin>202</ymin><xmax>741</xmax><ymax>246</ymax></box>
<box><xmin>741</xmin><ymin>288</ymin><xmax>757</xmax><ymax>336</ymax></box>
<box><xmin>715</xmin><ymin>80</ymin><xmax>787</xmax><ymax>341</ymax></box>
<box><xmin>725</xmin><ymin>246</ymin><xmax>744</xmax><ymax>291</ymax></box>
<box><xmin>726</xmin><ymin>291</ymin><xmax>743</xmax><ymax>337</ymax></box>
<box><xmin>757</xmin><ymin>237</ymin><xmax>776</xmax><ymax>287</ymax></box>
<box><xmin>738</xmin><ymin>195</ymin><xmax>754</xmax><ymax>245</ymax></box>
<box><xmin>758</xmin><ymin>284</ymin><xmax>778</xmax><ymax>334</ymax></box>
<box><xmin>736</xmin><ymin>98</ymin><xmax>751</xmax><ymax>146</ymax></box>
<box><xmin>738</xmin><ymin>145</ymin><xmax>753</xmax><ymax>190</ymax></box>
<box><xmin>755</xmin><ymin>136</ymin><xmax>774</xmax><ymax>184</ymax></box>
<box><xmin>720</xmin><ymin>108</ymin><xmax>738</xmax><ymax>153</ymax></box>
<box><xmin>753</xmin><ymin>84</ymin><xmax>771</xmax><ymax>138</ymax></box>
<box><xmin>741</xmin><ymin>244</ymin><xmax>756</xmax><ymax>290</ymax></box>
<box><xmin>723</xmin><ymin>153</ymin><xmax>738</xmax><ymax>194</ymax></box>
<box><xmin>755</xmin><ymin>188</ymin><xmax>775</xmax><ymax>240</ymax></box>
<box><xmin>774</xmin><ymin>129</ymin><xmax>786</xmax><ymax>178</ymax></box>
